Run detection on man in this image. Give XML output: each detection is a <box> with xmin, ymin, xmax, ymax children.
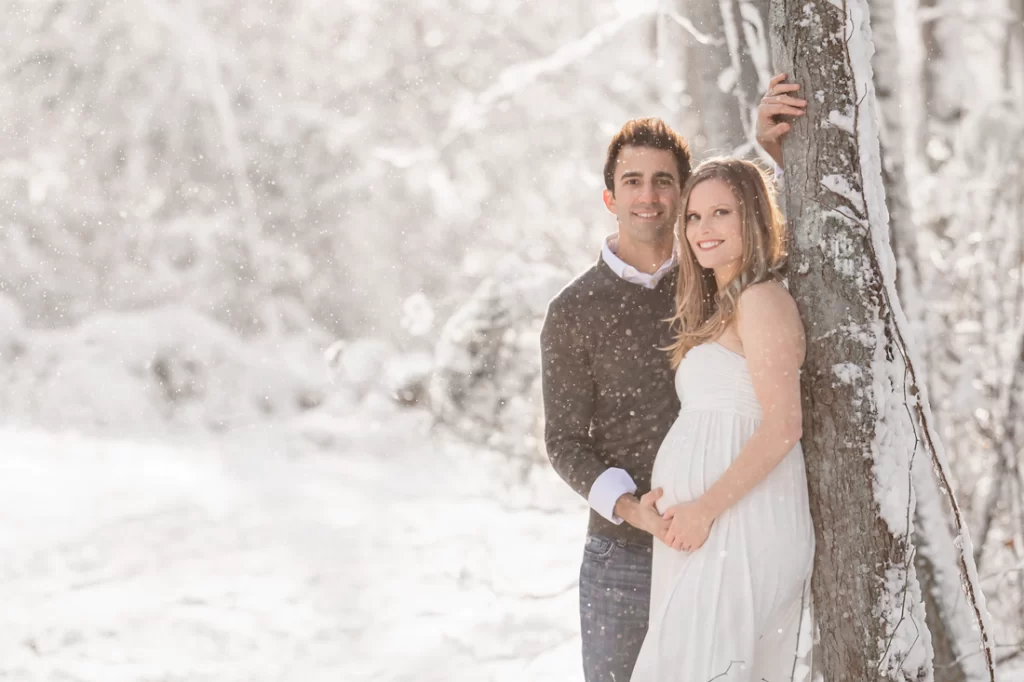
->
<box><xmin>540</xmin><ymin>76</ymin><xmax>806</xmax><ymax>682</ymax></box>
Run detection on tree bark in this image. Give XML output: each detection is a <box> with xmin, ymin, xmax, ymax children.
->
<box><xmin>767</xmin><ymin>1</ymin><xmax>995</xmax><ymax>679</ymax></box>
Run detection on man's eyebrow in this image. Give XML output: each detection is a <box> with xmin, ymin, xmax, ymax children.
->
<box><xmin>617</xmin><ymin>170</ymin><xmax>678</xmax><ymax>181</ymax></box>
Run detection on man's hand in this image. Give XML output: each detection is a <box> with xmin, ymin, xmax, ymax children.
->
<box><xmin>663</xmin><ymin>500</ymin><xmax>714</xmax><ymax>552</ymax></box>
<box><xmin>614</xmin><ymin>488</ymin><xmax>670</xmax><ymax>543</ymax></box>
<box><xmin>756</xmin><ymin>73</ymin><xmax>807</xmax><ymax>169</ymax></box>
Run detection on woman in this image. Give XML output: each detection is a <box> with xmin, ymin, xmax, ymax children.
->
<box><xmin>631</xmin><ymin>157</ymin><xmax>815</xmax><ymax>682</ymax></box>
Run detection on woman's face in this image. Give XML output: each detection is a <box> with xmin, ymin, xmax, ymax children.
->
<box><xmin>683</xmin><ymin>178</ymin><xmax>744</xmax><ymax>278</ymax></box>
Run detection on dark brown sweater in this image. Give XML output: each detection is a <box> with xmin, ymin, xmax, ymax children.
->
<box><xmin>540</xmin><ymin>256</ymin><xmax>680</xmax><ymax>545</ymax></box>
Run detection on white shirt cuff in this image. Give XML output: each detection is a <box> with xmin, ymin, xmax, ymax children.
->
<box><xmin>773</xmin><ymin>162</ymin><xmax>784</xmax><ymax>181</ymax></box>
<box><xmin>588</xmin><ymin>468</ymin><xmax>638</xmax><ymax>524</ymax></box>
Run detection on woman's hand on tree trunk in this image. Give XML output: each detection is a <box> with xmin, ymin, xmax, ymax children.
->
<box><xmin>756</xmin><ymin>73</ymin><xmax>807</xmax><ymax>170</ymax></box>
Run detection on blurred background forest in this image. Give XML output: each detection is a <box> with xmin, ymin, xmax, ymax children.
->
<box><xmin>3</xmin><ymin>0</ymin><xmax>1024</xmax><ymax>676</ymax></box>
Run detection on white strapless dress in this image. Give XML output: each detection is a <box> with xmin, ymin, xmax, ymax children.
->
<box><xmin>631</xmin><ymin>342</ymin><xmax>815</xmax><ymax>682</ymax></box>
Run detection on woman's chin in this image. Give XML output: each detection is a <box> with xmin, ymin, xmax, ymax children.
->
<box><xmin>695</xmin><ymin>257</ymin><xmax>720</xmax><ymax>271</ymax></box>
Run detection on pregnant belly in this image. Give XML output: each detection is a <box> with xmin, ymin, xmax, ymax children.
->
<box><xmin>650</xmin><ymin>410</ymin><xmax>759</xmax><ymax>512</ymax></box>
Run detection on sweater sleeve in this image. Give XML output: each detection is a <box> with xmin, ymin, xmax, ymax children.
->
<box><xmin>540</xmin><ymin>297</ymin><xmax>611</xmax><ymax>500</ymax></box>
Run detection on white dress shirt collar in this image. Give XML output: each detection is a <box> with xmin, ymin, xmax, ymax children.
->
<box><xmin>601</xmin><ymin>235</ymin><xmax>677</xmax><ymax>289</ymax></box>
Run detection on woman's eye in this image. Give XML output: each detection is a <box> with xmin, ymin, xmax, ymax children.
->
<box><xmin>715</xmin><ymin>208</ymin><xmax>730</xmax><ymax>216</ymax></box>
<box><xmin>685</xmin><ymin>214</ymin><xmax>699</xmax><ymax>222</ymax></box>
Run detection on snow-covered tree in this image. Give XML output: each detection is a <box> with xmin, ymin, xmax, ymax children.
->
<box><xmin>430</xmin><ymin>257</ymin><xmax>568</xmax><ymax>470</ymax></box>
<box><xmin>768</xmin><ymin>0</ymin><xmax>995</xmax><ymax>677</ymax></box>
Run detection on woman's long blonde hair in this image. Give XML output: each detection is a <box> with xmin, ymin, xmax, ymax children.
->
<box><xmin>666</xmin><ymin>157</ymin><xmax>787</xmax><ymax>368</ymax></box>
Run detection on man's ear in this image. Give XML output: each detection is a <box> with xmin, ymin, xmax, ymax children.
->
<box><xmin>602</xmin><ymin>188</ymin><xmax>617</xmax><ymax>215</ymax></box>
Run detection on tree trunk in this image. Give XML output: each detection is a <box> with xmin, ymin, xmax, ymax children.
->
<box><xmin>734</xmin><ymin>0</ymin><xmax>772</xmax><ymax>89</ymax></box>
<box><xmin>719</xmin><ymin>0</ymin><xmax>771</xmax><ymax>154</ymax></box>
<box><xmin>681</xmin><ymin>0</ymin><xmax>749</xmax><ymax>157</ymax></box>
<box><xmin>913</xmin><ymin>457</ymin><xmax>989</xmax><ymax>682</ymax></box>
<box><xmin>674</xmin><ymin>0</ymin><xmax>771</xmax><ymax>158</ymax></box>
<box><xmin>994</xmin><ymin>331</ymin><xmax>1024</xmax><ymax>637</ymax></box>
<box><xmin>867</xmin><ymin>1</ymin><xmax>990</xmax><ymax>679</ymax></box>
<box><xmin>767</xmin><ymin>1</ymin><xmax>995</xmax><ymax>679</ymax></box>
<box><xmin>1011</xmin><ymin>0</ymin><xmax>1024</xmax><ymax>108</ymax></box>
<box><xmin>866</xmin><ymin>0</ymin><xmax>920</xmax><ymax>319</ymax></box>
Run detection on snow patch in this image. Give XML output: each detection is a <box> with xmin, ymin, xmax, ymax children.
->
<box><xmin>876</xmin><ymin>564</ymin><xmax>931</xmax><ymax>675</ymax></box>
<box><xmin>0</xmin><ymin>305</ymin><xmax>330</xmax><ymax>436</ymax></box>
<box><xmin>820</xmin><ymin>174</ymin><xmax>866</xmax><ymax>216</ymax></box>
<box><xmin>832</xmin><ymin>362</ymin><xmax>863</xmax><ymax>385</ymax></box>
<box><xmin>827</xmin><ymin>107</ymin><xmax>855</xmax><ymax>135</ymax></box>
<box><xmin>717</xmin><ymin>66</ymin><xmax>738</xmax><ymax>94</ymax></box>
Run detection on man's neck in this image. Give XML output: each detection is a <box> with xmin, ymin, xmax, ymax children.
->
<box><xmin>615</xmin><ymin>235</ymin><xmax>674</xmax><ymax>275</ymax></box>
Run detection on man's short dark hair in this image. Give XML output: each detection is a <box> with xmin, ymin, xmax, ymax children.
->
<box><xmin>603</xmin><ymin>117</ymin><xmax>692</xmax><ymax>194</ymax></box>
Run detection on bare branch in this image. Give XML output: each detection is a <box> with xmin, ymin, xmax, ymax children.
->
<box><xmin>662</xmin><ymin>8</ymin><xmax>724</xmax><ymax>46</ymax></box>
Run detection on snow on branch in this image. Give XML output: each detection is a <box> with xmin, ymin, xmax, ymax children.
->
<box><xmin>662</xmin><ymin>8</ymin><xmax>724</xmax><ymax>46</ymax></box>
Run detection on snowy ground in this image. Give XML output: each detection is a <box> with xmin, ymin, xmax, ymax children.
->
<box><xmin>3</xmin><ymin>399</ymin><xmax>1023</xmax><ymax>681</ymax></box>
<box><xmin>0</xmin><ymin>402</ymin><xmax>588</xmax><ymax>682</ymax></box>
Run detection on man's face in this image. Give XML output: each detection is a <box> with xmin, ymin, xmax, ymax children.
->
<box><xmin>603</xmin><ymin>146</ymin><xmax>682</xmax><ymax>244</ymax></box>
